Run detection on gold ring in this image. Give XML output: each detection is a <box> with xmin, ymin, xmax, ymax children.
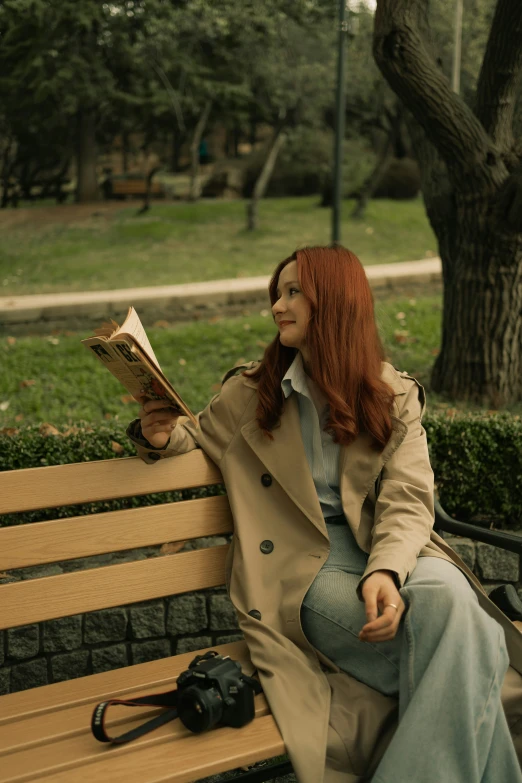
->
<box><xmin>385</xmin><ymin>603</ymin><xmax>399</xmax><ymax>611</ymax></box>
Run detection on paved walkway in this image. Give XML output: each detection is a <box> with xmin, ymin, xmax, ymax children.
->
<box><xmin>0</xmin><ymin>258</ymin><xmax>441</xmax><ymax>330</ymax></box>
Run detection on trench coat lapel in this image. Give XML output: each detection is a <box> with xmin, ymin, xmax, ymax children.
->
<box><xmin>339</xmin><ymin>416</ymin><xmax>408</xmax><ymax>529</ymax></box>
<box><xmin>240</xmin><ymin>394</ymin><xmax>328</xmax><ymax>539</ymax></box>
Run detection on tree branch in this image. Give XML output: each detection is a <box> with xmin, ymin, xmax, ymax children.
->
<box><xmin>373</xmin><ymin>0</ymin><xmax>505</xmax><ymax>189</ymax></box>
<box><xmin>474</xmin><ymin>0</ymin><xmax>522</xmax><ymax>152</ymax></box>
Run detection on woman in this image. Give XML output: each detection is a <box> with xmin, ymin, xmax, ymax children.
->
<box><xmin>128</xmin><ymin>246</ymin><xmax>522</xmax><ymax>783</ymax></box>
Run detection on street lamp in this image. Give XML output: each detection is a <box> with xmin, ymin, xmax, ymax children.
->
<box><xmin>332</xmin><ymin>1</ymin><xmax>356</xmax><ymax>245</ymax></box>
<box><xmin>451</xmin><ymin>0</ymin><xmax>463</xmax><ymax>94</ymax></box>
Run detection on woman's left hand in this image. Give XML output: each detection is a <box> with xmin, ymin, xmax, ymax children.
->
<box><xmin>359</xmin><ymin>570</ymin><xmax>405</xmax><ymax>643</ymax></box>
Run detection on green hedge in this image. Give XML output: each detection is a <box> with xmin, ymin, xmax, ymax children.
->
<box><xmin>1</xmin><ymin>414</ymin><xmax>521</xmax><ymax>530</ymax></box>
<box><xmin>424</xmin><ymin>412</ymin><xmax>522</xmax><ymax>530</ymax></box>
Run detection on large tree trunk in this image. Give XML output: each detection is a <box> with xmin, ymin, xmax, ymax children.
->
<box><xmin>433</xmin><ymin>200</ymin><xmax>522</xmax><ymax>406</ymax></box>
<box><xmin>247</xmin><ymin>125</ymin><xmax>286</xmax><ymax>231</ymax></box>
<box><xmin>373</xmin><ymin>0</ymin><xmax>522</xmax><ymax>406</ymax></box>
<box><xmin>189</xmin><ymin>100</ymin><xmax>212</xmax><ymax>202</ymax></box>
<box><xmin>76</xmin><ymin>109</ymin><xmax>99</xmax><ymax>203</ymax></box>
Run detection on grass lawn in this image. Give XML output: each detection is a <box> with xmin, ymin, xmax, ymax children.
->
<box><xmin>0</xmin><ymin>197</ymin><xmax>438</xmax><ymax>296</ymax></box>
<box><xmin>2</xmin><ymin>292</ymin><xmax>520</xmax><ymax>428</ymax></box>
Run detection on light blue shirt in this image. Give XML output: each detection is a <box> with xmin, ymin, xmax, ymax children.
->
<box><xmin>281</xmin><ymin>352</ymin><xmax>343</xmax><ymax>519</ymax></box>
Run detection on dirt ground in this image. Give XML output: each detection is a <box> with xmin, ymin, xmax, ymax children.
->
<box><xmin>0</xmin><ymin>200</ymin><xmax>174</xmax><ymax>230</ymax></box>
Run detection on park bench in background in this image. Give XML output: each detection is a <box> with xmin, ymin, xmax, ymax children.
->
<box><xmin>1</xmin><ymin>450</ymin><xmax>521</xmax><ymax>783</ymax></box>
<box><xmin>104</xmin><ymin>177</ymin><xmax>166</xmax><ymax>200</ymax></box>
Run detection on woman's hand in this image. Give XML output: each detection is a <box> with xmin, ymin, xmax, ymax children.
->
<box><xmin>137</xmin><ymin>395</ymin><xmax>180</xmax><ymax>449</ymax></box>
<box><xmin>359</xmin><ymin>570</ymin><xmax>405</xmax><ymax>643</ymax></box>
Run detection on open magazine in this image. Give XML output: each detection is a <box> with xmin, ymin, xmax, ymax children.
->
<box><xmin>81</xmin><ymin>307</ymin><xmax>197</xmax><ymax>426</ymax></box>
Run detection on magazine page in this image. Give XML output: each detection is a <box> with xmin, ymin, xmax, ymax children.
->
<box><xmin>109</xmin><ymin>307</ymin><xmax>160</xmax><ymax>369</ymax></box>
<box><xmin>112</xmin><ymin>339</ymin><xmax>196</xmax><ymax>424</ymax></box>
<box><xmin>81</xmin><ymin>335</ymin><xmax>197</xmax><ymax>425</ymax></box>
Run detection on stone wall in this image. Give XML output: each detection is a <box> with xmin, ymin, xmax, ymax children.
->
<box><xmin>0</xmin><ymin>587</ymin><xmax>243</xmax><ymax>696</ymax></box>
<box><xmin>1</xmin><ymin>530</ymin><xmax>520</xmax><ymax>697</ymax></box>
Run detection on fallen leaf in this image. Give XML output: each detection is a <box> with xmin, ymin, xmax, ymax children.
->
<box><xmin>120</xmin><ymin>394</ymin><xmax>135</xmax><ymax>404</ymax></box>
<box><xmin>15</xmin><ymin>414</ymin><xmax>24</xmax><ymax>422</ymax></box>
<box><xmin>0</xmin><ymin>401</ymin><xmax>10</xmax><ymax>411</ymax></box>
<box><xmin>395</xmin><ymin>312</ymin><xmax>406</xmax><ymax>320</ymax></box>
<box><xmin>104</xmin><ymin>412</ymin><xmax>112</xmax><ymax>420</ymax></box>
<box><xmin>393</xmin><ymin>330</ymin><xmax>409</xmax><ymax>344</ymax></box>
<box><xmin>20</xmin><ymin>379</ymin><xmax>36</xmax><ymax>388</ymax></box>
<box><xmin>111</xmin><ymin>441</ymin><xmax>124</xmax><ymax>454</ymax></box>
<box><xmin>0</xmin><ymin>427</ymin><xmax>18</xmax><ymax>436</ymax></box>
<box><xmin>161</xmin><ymin>541</ymin><xmax>186</xmax><ymax>555</ymax></box>
<box><xmin>39</xmin><ymin>423</ymin><xmax>60</xmax><ymax>436</ymax></box>
<box><xmin>6</xmin><ymin>336</ymin><xmax>16</xmax><ymax>345</ymax></box>
<box><xmin>62</xmin><ymin>426</ymin><xmax>79</xmax><ymax>436</ymax></box>
<box><xmin>179</xmin><ymin>358</ymin><xmax>186</xmax><ymax>366</ymax></box>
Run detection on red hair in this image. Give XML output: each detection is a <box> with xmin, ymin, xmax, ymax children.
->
<box><xmin>245</xmin><ymin>246</ymin><xmax>395</xmax><ymax>451</ymax></box>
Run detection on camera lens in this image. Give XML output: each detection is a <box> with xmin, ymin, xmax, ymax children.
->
<box><xmin>178</xmin><ymin>685</ymin><xmax>224</xmax><ymax>733</ymax></box>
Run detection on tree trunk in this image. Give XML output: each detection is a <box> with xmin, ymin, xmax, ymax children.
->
<box><xmin>122</xmin><ymin>130</ymin><xmax>129</xmax><ymax>174</ymax></box>
<box><xmin>76</xmin><ymin>109</ymin><xmax>99</xmax><ymax>203</ymax></box>
<box><xmin>373</xmin><ymin>0</ymin><xmax>522</xmax><ymax>405</ymax></box>
<box><xmin>171</xmin><ymin>128</ymin><xmax>184</xmax><ymax>173</ymax></box>
<box><xmin>247</xmin><ymin>125</ymin><xmax>286</xmax><ymax>231</ymax></box>
<box><xmin>430</xmin><ymin>195</ymin><xmax>522</xmax><ymax>406</ymax></box>
<box><xmin>189</xmin><ymin>100</ymin><xmax>212</xmax><ymax>201</ymax></box>
<box><xmin>352</xmin><ymin>130</ymin><xmax>394</xmax><ymax>219</ymax></box>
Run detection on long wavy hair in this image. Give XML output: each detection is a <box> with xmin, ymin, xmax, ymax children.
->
<box><xmin>245</xmin><ymin>246</ymin><xmax>395</xmax><ymax>451</ymax></box>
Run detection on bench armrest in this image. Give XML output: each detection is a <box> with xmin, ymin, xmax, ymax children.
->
<box><xmin>434</xmin><ymin>496</ymin><xmax>522</xmax><ymax>556</ymax></box>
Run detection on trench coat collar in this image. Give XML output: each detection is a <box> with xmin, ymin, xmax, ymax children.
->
<box><xmin>240</xmin><ymin>363</ymin><xmax>409</xmax><ymax>540</ymax></box>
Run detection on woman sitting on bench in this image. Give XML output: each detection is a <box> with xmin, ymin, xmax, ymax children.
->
<box><xmin>129</xmin><ymin>245</ymin><xmax>522</xmax><ymax>783</ymax></box>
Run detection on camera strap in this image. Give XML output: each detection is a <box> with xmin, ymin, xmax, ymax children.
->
<box><xmin>91</xmin><ymin>688</ymin><xmax>179</xmax><ymax>744</ymax></box>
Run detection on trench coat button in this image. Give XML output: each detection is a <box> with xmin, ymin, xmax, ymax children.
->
<box><xmin>260</xmin><ymin>540</ymin><xmax>274</xmax><ymax>554</ymax></box>
<box><xmin>148</xmin><ymin>452</ymin><xmax>161</xmax><ymax>461</ymax></box>
<box><xmin>261</xmin><ymin>473</ymin><xmax>272</xmax><ymax>487</ymax></box>
<box><xmin>248</xmin><ymin>609</ymin><xmax>262</xmax><ymax>621</ymax></box>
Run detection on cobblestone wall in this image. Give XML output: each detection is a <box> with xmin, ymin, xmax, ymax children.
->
<box><xmin>0</xmin><ymin>587</ymin><xmax>243</xmax><ymax>696</ymax></box>
<box><xmin>0</xmin><ymin>529</ymin><xmax>520</xmax><ymax>697</ymax></box>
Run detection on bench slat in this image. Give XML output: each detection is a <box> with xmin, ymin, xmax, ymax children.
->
<box><xmin>0</xmin><ymin>451</ymin><xmax>222</xmax><ymax>514</ymax></box>
<box><xmin>0</xmin><ymin>495</ymin><xmax>232</xmax><ymax>570</ymax></box>
<box><xmin>4</xmin><ymin>714</ymin><xmax>284</xmax><ymax>783</ymax></box>
<box><xmin>0</xmin><ymin>642</ymin><xmax>282</xmax><ymax>783</ymax></box>
<box><xmin>1</xmin><ymin>697</ymin><xmax>273</xmax><ymax>781</ymax></box>
<box><xmin>0</xmin><ymin>641</ymin><xmax>249</xmax><ymax>725</ymax></box>
<box><xmin>0</xmin><ymin>546</ymin><xmax>229</xmax><ymax>630</ymax></box>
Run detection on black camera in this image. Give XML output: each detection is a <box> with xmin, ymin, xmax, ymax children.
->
<box><xmin>176</xmin><ymin>651</ymin><xmax>261</xmax><ymax>733</ymax></box>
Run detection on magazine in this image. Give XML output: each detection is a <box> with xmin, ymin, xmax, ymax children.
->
<box><xmin>81</xmin><ymin>307</ymin><xmax>197</xmax><ymax>426</ymax></box>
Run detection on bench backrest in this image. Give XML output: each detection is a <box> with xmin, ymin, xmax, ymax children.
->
<box><xmin>0</xmin><ymin>451</ymin><xmax>231</xmax><ymax>631</ymax></box>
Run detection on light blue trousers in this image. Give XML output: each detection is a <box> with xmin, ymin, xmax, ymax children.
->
<box><xmin>301</xmin><ymin>521</ymin><xmax>522</xmax><ymax>783</ymax></box>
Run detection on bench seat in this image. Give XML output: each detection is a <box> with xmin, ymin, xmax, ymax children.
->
<box><xmin>0</xmin><ymin>641</ymin><xmax>284</xmax><ymax>783</ymax></box>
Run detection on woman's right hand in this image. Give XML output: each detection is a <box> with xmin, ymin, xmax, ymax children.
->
<box><xmin>137</xmin><ymin>396</ymin><xmax>181</xmax><ymax>449</ymax></box>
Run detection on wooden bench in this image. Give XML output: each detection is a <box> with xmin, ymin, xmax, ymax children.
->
<box><xmin>1</xmin><ymin>450</ymin><xmax>521</xmax><ymax>783</ymax></box>
<box><xmin>0</xmin><ymin>451</ymin><xmax>291</xmax><ymax>783</ymax></box>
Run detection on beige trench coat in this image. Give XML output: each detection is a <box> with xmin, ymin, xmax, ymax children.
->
<box><xmin>131</xmin><ymin>362</ymin><xmax>522</xmax><ymax>783</ymax></box>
